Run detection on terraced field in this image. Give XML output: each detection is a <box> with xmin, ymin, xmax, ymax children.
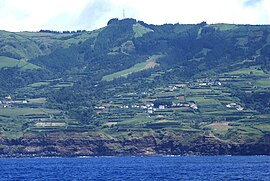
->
<box><xmin>94</xmin><ymin>63</ymin><xmax>270</xmax><ymax>140</ymax></box>
<box><xmin>0</xmin><ymin>56</ymin><xmax>40</xmax><ymax>70</ymax></box>
<box><xmin>102</xmin><ymin>55</ymin><xmax>162</xmax><ymax>81</ymax></box>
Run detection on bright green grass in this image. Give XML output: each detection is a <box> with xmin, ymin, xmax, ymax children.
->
<box><xmin>28</xmin><ymin>81</ymin><xmax>51</xmax><ymax>87</ymax></box>
<box><xmin>103</xmin><ymin>62</ymin><xmax>148</xmax><ymax>81</ymax></box>
<box><xmin>116</xmin><ymin>113</ymin><xmax>153</xmax><ymax>127</ymax></box>
<box><xmin>203</xmin><ymin>109</ymin><xmax>245</xmax><ymax>116</ymax></box>
<box><xmin>28</xmin><ymin>98</ymin><xmax>47</xmax><ymax>104</ymax></box>
<box><xmin>17</xmin><ymin>30</ymin><xmax>100</xmax><ymax>49</ymax></box>
<box><xmin>232</xmin><ymin>59</ymin><xmax>256</xmax><ymax>67</ymax></box>
<box><xmin>17</xmin><ymin>32</ymin><xmax>59</xmax><ymax>37</ymax></box>
<box><xmin>187</xmin><ymin>88</ymin><xmax>212</xmax><ymax>93</ymax></box>
<box><xmin>155</xmin><ymin>91</ymin><xmax>179</xmax><ymax>97</ymax></box>
<box><xmin>65</xmin><ymin>30</ymin><xmax>101</xmax><ymax>45</ymax></box>
<box><xmin>253</xmin><ymin>124</ymin><xmax>270</xmax><ymax>132</ymax></box>
<box><xmin>187</xmin><ymin>96</ymin><xmax>220</xmax><ymax>105</ymax></box>
<box><xmin>227</xmin><ymin>66</ymin><xmax>267</xmax><ymax>76</ymax></box>
<box><xmin>133</xmin><ymin>23</ymin><xmax>153</xmax><ymax>38</ymax></box>
<box><xmin>256</xmin><ymin>114</ymin><xmax>270</xmax><ymax>119</ymax></box>
<box><xmin>102</xmin><ymin>57</ymin><xmax>160</xmax><ymax>81</ymax></box>
<box><xmin>53</xmin><ymin>82</ymin><xmax>74</xmax><ymax>88</ymax></box>
<box><xmin>0</xmin><ymin>108</ymin><xmax>61</xmax><ymax>117</ymax></box>
<box><xmin>0</xmin><ymin>56</ymin><xmax>40</xmax><ymax>70</ymax></box>
<box><xmin>211</xmin><ymin>24</ymin><xmax>238</xmax><ymax>31</ymax></box>
<box><xmin>173</xmin><ymin>24</ymin><xmax>195</xmax><ymax>34</ymax></box>
<box><xmin>255</xmin><ymin>78</ymin><xmax>270</xmax><ymax>88</ymax></box>
<box><xmin>207</xmin><ymin>122</ymin><xmax>231</xmax><ymax>136</ymax></box>
<box><xmin>236</xmin><ymin>125</ymin><xmax>262</xmax><ymax>135</ymax></box>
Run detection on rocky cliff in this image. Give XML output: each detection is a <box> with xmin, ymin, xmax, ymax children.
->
<box><xmin>0</xmin><ymin>132</ymin><xmax>269</xmax><ymax>157</ymax></box>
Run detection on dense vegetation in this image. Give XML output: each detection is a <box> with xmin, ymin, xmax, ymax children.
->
<box><xmin>0</xmin><ymin>18</ymin><xmax>270</xmax><ymax>156</ymax></box>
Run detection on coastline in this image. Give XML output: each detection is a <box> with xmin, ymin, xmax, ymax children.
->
<box><xmin>1</xmin><ymin>131</ymin><xmax>269</xmax><ymax>158</ymax></box>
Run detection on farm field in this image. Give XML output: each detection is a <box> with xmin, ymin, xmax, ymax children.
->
<box><xmin>1</xmin><ymin>61</ymin><xmax>269</xmax><ymax>142</ymax></box>
<box><xmin>102</xmin><ymin>55</ymin><xmax>162</xmax><ymax>81</ymax></box>
<box><xmin>0</xmin><ymin>56</ymin><xmax>40</xmax><ymax>70</ymax></box>
<box><xmin>2</xmin><ymin>20</ymin><xmax>270</xmax><ymax>157</ymax></box>
<box><xmin>91</xmin><ymin>63</ymin><xmax>270</xmax><ymax>140</ymax></box>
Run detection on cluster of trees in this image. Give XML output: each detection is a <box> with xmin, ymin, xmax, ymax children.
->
<box><xmin>39</xmin><ymin>30</ymin><xmax>86</xmax><ymax>34</ymax></box>
<box><xmin>236</xmin><ymin>91</ymin><xmax>270</xmax><ymax>113</ymax></box>
<box><xmin>0</xmin><ymin>67</ymin><xmax>51</xmax><ymax>92</ymax></box>
<box><xmin>257</xmin><ymin>45</ymin><xmax>270</xmax><ymax>71</ymax></box>
<box><xmin>2</xmin><ymin>19</ymin><xmax>270</xmax><ymax>125</ymax></box>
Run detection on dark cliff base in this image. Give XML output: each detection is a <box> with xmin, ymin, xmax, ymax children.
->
<box><xmin>0</xmin><ymin>132</ymin><xmax>269</xmax><ymax>158</ymax></box>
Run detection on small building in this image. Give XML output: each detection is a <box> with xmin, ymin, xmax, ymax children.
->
<box><xmin>190</xmin><ymin>103</ymin><xmax>198</xmax><ymax>110</ymax></box>
<box><xmin>94</xmin><ymin>106</ymin><xmax>106</xmax><ymax>110</ymax></box>
<box><xmin>159</xmin><ymin>105</ymin><xmax>165</xmax><ymax>109</ymax></box>
<box><xmin>236</xmin><ymin>105</ymin><xmax>244</xmax><ymax>111</ymax></box>
<box><xmin>199</xmin><ymin>83</ymin><xmax>208</xmax><ymax>86</ymax></box>
<box><xmin>171</xmin><ymin>102</ymin><xmax>177</xmax><ymax>107</ymax></box>
<box><xmin>226</xmin><ymin>102</ymin><xmax>237</xmax><ymax>108</ymax></box>
<box><xmin>175</xmin><ymin>83</ymin><xmax>187</xmax><ymax>88</ymax></box>
<box><xmin>226</xmin><ymin>102</ymin><xmax>244</xmax><ymax>111</ymax></box>
<box><xmin>141</xmin><ymin>105</ymin><xmax>147</xmax><ymax>109</ymax></box>
<box><xmin>5</xmin><ymin>95</ymin><xmax>12</xmax><ymax>100</ymax></box>
<box><xmin>183</xmin><ymin>103</ymin><xmax>190</xmax><ymax>107</ymax></box>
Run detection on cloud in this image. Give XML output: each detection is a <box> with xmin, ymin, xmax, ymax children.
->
<box><xmin>243</xmin><ymin>0</ymin><xmax>262</xmax><ymax>7</ymax></box>
<box><xmin>0</xmin><ymin>0</ymin><xmax>269</xmax><ymax>31</ymax></box>
<box><xmin>74</xmin><ymin>0</ymin><xmax>138</xmax><ymax>30</ymax></box>
<box><xmin>76</xmin><ymin>0</ymin><xmax>112</xmax><ymax>29</ymax></box>
<box><xmin>0</xmin><ymin>0</ymin><xmax>5</xmax><ymax>7</ymax></box>
<box><xmin>240</xmin><ymin>0</ymin><xmax>269</xmax><ymax>24</ymax></box>
<box><xmin>125</xmin><ymin>0</ymin><xmax>270</xmax><ymax>25</ymax></box>
<box><xmin>43</xmin><ymin>12</ymin><xmax>77</xmax><ymax>31</ymax></box>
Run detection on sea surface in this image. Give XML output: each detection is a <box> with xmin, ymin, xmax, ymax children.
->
<box><xmin>0</xmin><ymin>156</ymin><xmax>269</xmax><ymax>180</ymax></box>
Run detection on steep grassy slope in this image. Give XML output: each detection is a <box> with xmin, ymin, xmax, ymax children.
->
<box><xmin>0</xmin><ymin>56</ymin><xmax>40</xmax><ymax>70</ymax></box>
<box><xmin>0</xmin><ymin>29</ymin><xmax>99</xmax><ymax>60</ymax></box>
<box><xmin>0</xmin><ymin>19</ymin><xmax>270</xmax><ymax>156</ymax></box>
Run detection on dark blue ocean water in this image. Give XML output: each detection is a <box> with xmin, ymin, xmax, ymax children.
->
<box><xmin>0</xmin><ymin>156</ymin><xmax>269</xmax><ymax>180</ymax></box>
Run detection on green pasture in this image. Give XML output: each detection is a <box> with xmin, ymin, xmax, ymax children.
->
<box><xmin>0</xmin><ymin>108</ymin><xmax>60</xmax><ymax>117</ymax></box>
<box><xmin>227</xmin><ymin>66</ymin><xmax>267</xmax><ymax>76</ymax></box>
<box><xmin>103</xmin><ymin>61</ymin><xmax>157</xmax><ymax>81</ymax></box>
<box><xmin>0</xmin><ymin>56</ymin><xmax>40</xmax><ymax>70</ymax></box>
<box><xmin>28</xmin><ymin>81</ymin><xmax>51</xmax><ymax>87</ymax></box>
<box><xmin>210</xmin><ymin>24</ymin><xmax>238</xmax><ymax>31</ymax></box>
<box><xmin>255</xmin><ymin>78</ymin><xmax>270</xmax><ymax>88</ymax></box>
<box><xmin>133</xmin><ymin>23</ymin><xmax>153</xmax><ymax>38</ymax></box>
<box><xmin>28</xmin><ymin>98</ymin><xmax>47</xmax><ymax>104</ymax></box>
<box><xmin>103</xmin><ymin>61</ymin><xmax>149</xmax><ymax>81</ymax></box>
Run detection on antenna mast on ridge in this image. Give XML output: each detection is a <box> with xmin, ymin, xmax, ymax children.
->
<box><xmin>123</xmin><ymin>9</ymin><xmax>126</xmax><ymax>19</ymax></box>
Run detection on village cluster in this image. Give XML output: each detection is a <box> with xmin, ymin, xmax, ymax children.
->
<box><xmin>0</xmin><ymin>95</ymin><xmax>28</xmax><ymax>108</ymax></box>
<box><xmin>95</xmin><ymin>79</ymin><xmax>245</xmax><ymax>115</ymax></box>
<box><xmin>95</xmin><ymin>101</ymin><xmax>199</xmax><ymax>114</ymax></box>
<box><xmin>226</xmin><ymin>102</ymin><xmax>244</xmax><ymax>111</ymax></box>
<box><xmin>120</xmin><ymin>101</ymin><xmax>199</xmax><ymax>113</ymax></box>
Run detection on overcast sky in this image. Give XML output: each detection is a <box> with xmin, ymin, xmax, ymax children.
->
<box><xmin>0</xmin><ymin>0</ymin><xmax>269</xmax><ymax>32</ymax></box>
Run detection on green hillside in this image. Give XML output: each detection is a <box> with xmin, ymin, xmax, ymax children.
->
<box><xmin>0</xmin><ymin>29</ymin><xmax>98</xmax><ymax>60</ymax></box>
<box><xmin>102</xmin><ymin>55</ymin><xmax>162</xmax><ymax>81</ymax></box>
<box><xmin>0</xmin><ymin>19</ymin><xmax>270</xmax><ymax>157</ymax></box>
<box><xmin>0</xmin><ymin>56</ymin><xmax>40</xmax><ymax>70</ymax></box>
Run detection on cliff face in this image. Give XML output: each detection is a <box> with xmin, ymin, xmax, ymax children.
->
<box><xmin>1</xmin><ymin>21</ymin><xmax>270</xmax><ymax>158</ymax></box>
<box><xmin>0</xmin><ymin>133</ymin><xmax>269</xmax><ymax>157</ymax></box>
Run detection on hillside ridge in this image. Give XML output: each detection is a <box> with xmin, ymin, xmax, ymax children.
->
<box><xmin>0</xmin><ymin>19</ymin><xmax>270</xmax><ymax>157</ymax></box>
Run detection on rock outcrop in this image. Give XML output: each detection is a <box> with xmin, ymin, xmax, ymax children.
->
<box><xmin>0</xmin><ymin>132</ymin><xmax>269</xmax><ymax>157</ymax></box>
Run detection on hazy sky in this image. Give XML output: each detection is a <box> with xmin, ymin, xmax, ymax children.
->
<box><xmin>0</xmin><ymin>0</ymin><xmax>269</xmax><ymax>31</ymax></box>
